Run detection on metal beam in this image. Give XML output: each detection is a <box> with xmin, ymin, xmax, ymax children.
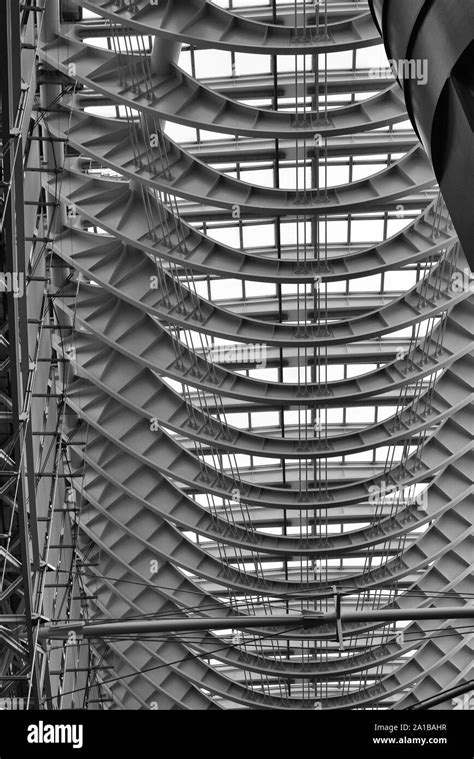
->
<box><xmin>39</xmin><ymin>606</ymin><xmax>474</xmax><ymax>639</ymax></box>
<box><xmin>408</xmin><ymin>680</ymin><xmax>474</xmax><ymax>711</ymax></box>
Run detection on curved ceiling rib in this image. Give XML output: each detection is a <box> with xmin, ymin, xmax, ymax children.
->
<box><xmin>58</xmin><ymin>265</ymin><xmax>465</xmax><ymax>347</ymax></box>
<box><xmin>49</xmin><ymin>110</ymin><xmax>435</xmax><ymax>214</ymax></box>
<box><xmin>40</xmin><ymin>32</ymin><xmax>408</xmax><ymax>138</ymax></box>
<box><xmin>65</xmin><ymin>393</ymin><xmax>472</xmax><ymax>509</ymax></box>
<box><xmin>46</xmin><ymin>0</ymin><xmax>473</xmax><ymax>710</ymax></box>
<box><xmin>68</xmin><ymin>1</ymin><xmax>380</xmax><ymax>54</ymax></box>
<box><xmin>53</xmin><ymin>175</ymin><xmax>450</xmax><ymax>283</ymax></box>
<box><xmin>72</xmin><ymin>447</ymin><xmax>470</xmax><ymax>559</ymax></box>
<box><xmin>72</xmin><ymin>492</ymin><xmax>473</xmax><ymax>709</ymax></box>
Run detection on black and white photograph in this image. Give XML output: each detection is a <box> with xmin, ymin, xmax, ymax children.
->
<box><xmin>0</xmin><ymin>0</ymin><xmax>472</xmax><ymax>754</ymax></box>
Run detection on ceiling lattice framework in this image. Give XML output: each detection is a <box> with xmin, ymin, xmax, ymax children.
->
<box><xmin>38</xmin><ymin>0</ymin><xmax>473</xmax><ymax>709</ymax></box>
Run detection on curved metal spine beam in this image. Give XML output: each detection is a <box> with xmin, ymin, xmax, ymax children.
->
<box><xmin>47</xmin><ymin>0</ymin><xmax>472</xmax><ymax>709</ymax></box>
<box><xmin>48</xmin><ymin>109</ymin><xmax>435</xmax><ymax>215</ymax></box>
<box><xmin>59</xmin><ymin>324</ymin><xmax>472</xmax><ymax>454</ymax></box>
<box><xmin>53</xmin><ymin>174</ymin><xmax>453</xmax><ymax>283</ymax></box>
<box><xmin>69</xmin><ymin>1</ymin><xmax>380</xmax><ymax>55</ymax></box>
<box><xmin>39</xmin><ymin>32</ymin><xmax>407</xmax><ymax>138</ymax></box>
<box><xmin>56</xmin><ymin>262</ymin><xmax>465</xmax><ymax>350</ymax></box>
<box><xmin>73</xmin><ymin>492</ymin><xmax>470</xmax><ymax>708</ymax></box>
<box><xmin>68</xmin><ymin>412</ymin><xmax>472</xmax><ymax>541</ymax></box>
<box><xmin>53</xmin><ymin>276</ymin><xmax>471</xmax><ymax>403</ymax></box>
<box><xmin>76</xmin><ymin>495</ymin><xmax>473</xmax><ymax>639</ymax></box>
<box><xmin>62</xmin><ymin>357</ymin><xmax>472</xmax><ymax>460</ymax></box>
<box><xmin>53</xmin><ymin>284</ymin><xmax>472</xmax><ymax>418</ymax></box>
<box><xmin>62</xmin><ymin>376</ymin><xmax>472</xmax><ymax>509</ymax></box>
<box><xmin>62</xmin><ymin>394</ymin><xmax>473</xmax><ymax>600</ymax></box>
<box><xmin>76</xmin><ymin>553</ymin><xmax>473</xmax><ymax>708</ymax></box>
<box><xmin>64</xmin><ymin>324</ymin><xmax>473</xmax><ymax>414</ymax></box>
<box><xmin>68</xmin><ymin>398</ymin><xmax>471</xmax><ymax>556</ymax></box>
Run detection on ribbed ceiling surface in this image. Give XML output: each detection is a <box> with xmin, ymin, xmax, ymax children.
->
<box><xmin>39</xmin><ymin>0</ymin><xmax>474</xmax><ymax>709</ymax></box>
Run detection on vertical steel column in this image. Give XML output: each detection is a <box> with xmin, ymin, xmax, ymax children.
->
<box><xmin>0</xmin><ymin>0</ymin><xmax>41</xmax><ymax>709</ymax></box>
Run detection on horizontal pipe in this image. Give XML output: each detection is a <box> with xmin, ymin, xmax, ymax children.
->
<box><xmin>408</xmin><ymin>680</ymin><xmax>474</xmax><ymax>711</ymax></box>
<box><xmin>38</xmin><ymin>606</ymin><xmax>474</xmax><ymax>640</ymax></box>
<box><xmin>0</xmin><ymin>615</ymin><xmax>26</xmax><ymax>624</ymax></box>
